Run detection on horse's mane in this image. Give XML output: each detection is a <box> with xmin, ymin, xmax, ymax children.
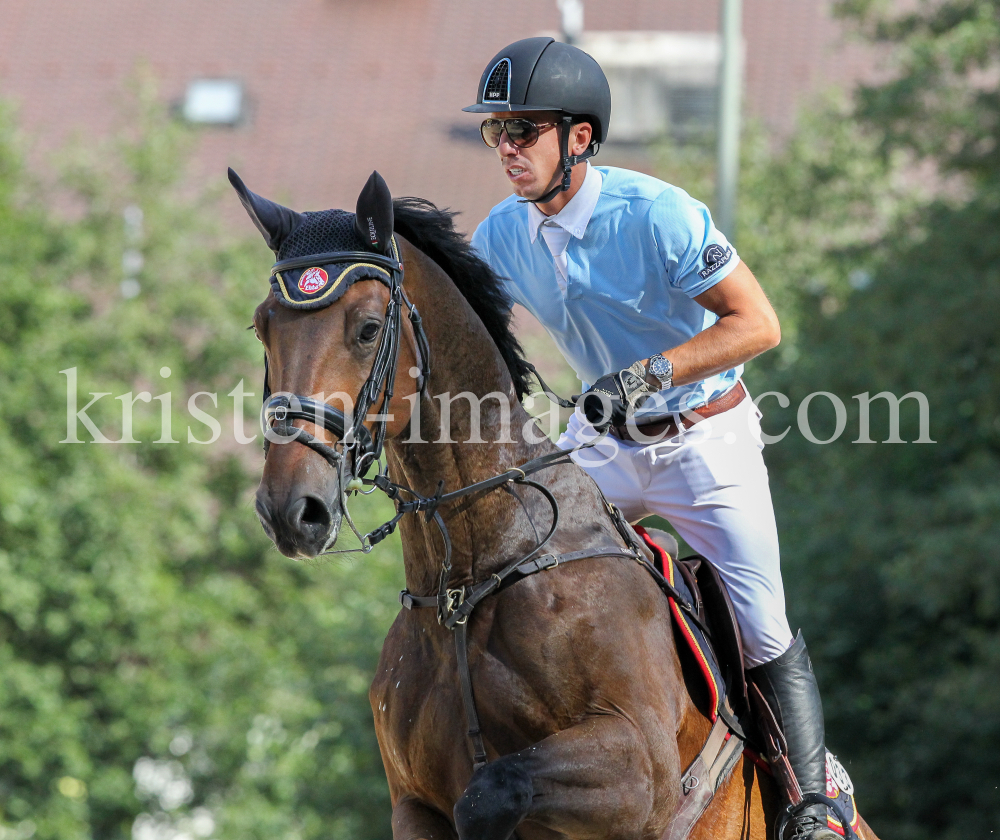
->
<box><xmin>392</xmin><ymin>197</ymin><xmax>533</xmax><ymax>401</ymax></box>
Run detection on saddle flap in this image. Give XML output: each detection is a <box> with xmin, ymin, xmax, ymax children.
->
<box><xmin>692</xmin><ymin>558</ymin><xmax>749</xmax><ymax>718</ymax></box>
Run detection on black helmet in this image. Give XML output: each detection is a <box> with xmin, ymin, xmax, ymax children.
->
<box><xmin>464</xmin><ymin>37</ymin><xmax>612</xmax><ymax>203</ymax></box>
<box><xmin>463</xmin><ymin>36</ymin><xmax>611</xmax><ymax>145</ymax></box>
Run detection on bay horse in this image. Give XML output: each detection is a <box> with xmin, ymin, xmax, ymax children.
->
<box><xmin>231</xmin><ymin>169</ymin><xmax>879</xmax><ymax>840</ymax></box>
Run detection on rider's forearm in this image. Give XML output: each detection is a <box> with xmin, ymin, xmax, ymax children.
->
<box><xmin>644</xmin><ymin>310</ymin><xmax>780</xmax><ymax>388</ymax></box>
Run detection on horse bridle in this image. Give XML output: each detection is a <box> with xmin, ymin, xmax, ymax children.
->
<box><xmin>258</xmin><ymin>242</ymin><xmax>625</xmax><ymax>580</ymax></box>
<box><xmin>262</xmin><ymin>241</ymin><xmax>431</xmax><ymax>478</ymax></box>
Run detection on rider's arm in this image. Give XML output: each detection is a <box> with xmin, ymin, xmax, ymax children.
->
<box><xmin>641</xmin><ymin>260</ymin><xmax>780</xmax><ymax>388</ymax></box>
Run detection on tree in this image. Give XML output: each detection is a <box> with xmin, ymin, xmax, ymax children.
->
<box><xmin>0</xmin><ymin>85</ymin><xmax>402</xmax><ymax>840</ymax></box>
<box><xmin>738</xmin><ymin>3</ymin><xmax>1000</xmax><ymax>837</ymax></box>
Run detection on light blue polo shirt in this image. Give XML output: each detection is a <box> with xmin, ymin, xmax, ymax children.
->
<box><xmin>471</xmin><ymin>165</ymin><xmax>741</xmax><ymax>416</ymax></box>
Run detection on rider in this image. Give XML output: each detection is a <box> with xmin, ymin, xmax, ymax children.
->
<box><xmin>465</xmin><ymin>37</ymin><xmax>839</xmax><ymax>840</ymax></box>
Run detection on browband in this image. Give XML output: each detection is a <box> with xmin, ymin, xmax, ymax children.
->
<box><xmin>271</xmin><ymin>250</ymin><xmax>403</xmax><ymax>277</ymax></box>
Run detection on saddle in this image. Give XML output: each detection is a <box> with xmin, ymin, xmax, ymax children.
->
<box><xmin>636</xmin><ymin>526</ymin><xmax>862</xmax><ymax>840</ymax></box>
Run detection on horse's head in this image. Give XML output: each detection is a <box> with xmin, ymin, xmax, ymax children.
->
<box><xmin>231</xmin><ymin>169</ymin><xmax>426</xmax><ymax>558</ymax></box>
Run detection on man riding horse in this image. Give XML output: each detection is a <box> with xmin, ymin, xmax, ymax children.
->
<box><xmin>466</xmin><ymin>37</ymin><xmax>838</xmax><ymax>840</ymax></box>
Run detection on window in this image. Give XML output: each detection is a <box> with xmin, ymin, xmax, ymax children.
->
<box><xmin>182</xmin><ymin>79</ymin><xmax>245</xmax><ymax>126</ymax></box>
<box><xmin>579</xmin><ymin>32</ymin><xmax>728</xmax><ymax>143</ymax></box>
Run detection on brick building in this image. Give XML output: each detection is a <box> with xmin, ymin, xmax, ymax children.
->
<box><xmin>0</xmin><ymin>0</ymin><xmax>873</xmax><ymax>230</ymax></box>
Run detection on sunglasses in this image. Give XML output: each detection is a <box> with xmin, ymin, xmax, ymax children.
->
<box><xmin>480</xmin><ymin>118</ymin><xmax>558</xmax><ymax>149</ymax></box>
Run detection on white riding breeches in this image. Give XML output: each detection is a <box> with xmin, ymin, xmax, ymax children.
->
<box><xmin>556</xmin><ymin>387</ymin><xmax>794</xmax><ymax>667</ymax></box>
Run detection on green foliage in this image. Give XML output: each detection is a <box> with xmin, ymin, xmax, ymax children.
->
<box><xmin>764</xmin><ymin>191</ymin><xmax>1000</xmax><ymax>840</ymax></box>
<box><xmin>0</xmin><ymin>83</ymin><xmax>401</xmax><ymax>839</ymax></box>
<box><xmin>838</xmin><ymin>0</ymin><xmax>1000</xmax><ymax>184</ymax></box>
<box><xmin>724</xmin><ymin>4</ymin><xmax>1000</xmax><ymax>837</ymax></box>
<box><xmin>651</xmin><ymin>5</ymin><xmax>1000</xmax><ymax>836</ymax></box>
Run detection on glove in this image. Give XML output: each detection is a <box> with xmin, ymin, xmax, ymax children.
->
<box><xmin>578</xmin><ymin>362</ymin><xmax>654</xmax><ymax>430</ymax></box>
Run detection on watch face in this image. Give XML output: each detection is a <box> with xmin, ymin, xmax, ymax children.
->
<box><xmin>650</xmin><ymin>355</ymin><xmax>671</xmax><ymax>378</ymax></box>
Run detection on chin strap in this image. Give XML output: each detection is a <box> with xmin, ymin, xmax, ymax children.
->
<box><xmin>519</xmin><ymin>115</ymin><xmax>599</xmax><ymax>205</ymax></box>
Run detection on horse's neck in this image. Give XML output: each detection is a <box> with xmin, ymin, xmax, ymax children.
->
<box><xmin>385</xmin><ymin>255</ymin><xmax>577</xmax><ymax>595</ymax></box>
<box><xmin>386</xmin><ymin>370</ymin><xmax>550</xmax><ymax>595</ymax></box>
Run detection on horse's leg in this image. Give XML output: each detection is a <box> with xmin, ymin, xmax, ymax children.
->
<box><xmin>392</xmin><ymin>797</ymin><xmax>458</xmax><ymax>840</ymax></box>
<box><xmin>454</xmin><ymin>715</ymin><xmax>676</xmax><ymax>840</ymax></box>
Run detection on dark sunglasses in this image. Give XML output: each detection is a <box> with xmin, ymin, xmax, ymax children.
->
<box><xmin>480</xmin><ymin>118</ymin><xmax>558</xmax><ymax>149</ymax></box>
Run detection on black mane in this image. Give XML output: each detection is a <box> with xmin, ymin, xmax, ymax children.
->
<box><xmin>391</xmin><ymin>197</ymin><xmax>533</xmax><ymax>400</ymax></box>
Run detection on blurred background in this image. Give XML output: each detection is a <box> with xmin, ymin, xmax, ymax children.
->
<box><xmin>0</xmin><ymin>0</ymin><xmax>997</xmax><ymax>838</ymax></box>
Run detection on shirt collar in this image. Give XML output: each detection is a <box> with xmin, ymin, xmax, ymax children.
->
<box><xmin>526</xmin><ymin>162</ymin><xmax>602</xmax><ymax>244</ymax></box>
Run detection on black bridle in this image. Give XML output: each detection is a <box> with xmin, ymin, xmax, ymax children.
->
<box><xmin>258</xmin><ymin>240</ymin><xmax>584</xmax><ymax>561</ymax></box>
<box><xmin>262</xmin><ymin>242</ymin><xmax>430</xmax><ymax>478</ymax></box>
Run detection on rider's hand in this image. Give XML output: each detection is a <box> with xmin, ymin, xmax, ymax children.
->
<box><xmin>577</xmin><ymin>363</ymin><xmax>654</xmax><ymax>430</ymax></box>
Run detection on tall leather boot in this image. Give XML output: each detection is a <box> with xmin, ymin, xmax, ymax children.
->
<box><xmin>747</xmin><ymin>632</ymin><xmax>840</xmax><ymax>840</ymax></box>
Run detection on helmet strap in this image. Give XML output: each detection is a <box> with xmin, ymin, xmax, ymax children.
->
<box><xmin>519</xmin><ymin>116</ymin><xmax>598</xmax><ymax>206</ymax></box>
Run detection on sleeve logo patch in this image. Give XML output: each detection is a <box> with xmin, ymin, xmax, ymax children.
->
<box><xmin>697</xmin><ymin>244</ymin><xmax>734</xmax><ymax>280</ymax></box>
<box><xmin>298</xmin><ymin>267</ymin><xmax>329</xmax><ymax>294</ymax></box>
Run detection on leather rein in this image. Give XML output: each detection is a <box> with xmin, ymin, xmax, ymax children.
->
<box><xmin>260</xmin><ymin>245</ymin><xmax>707</xmax><ymax>770</ymax></box>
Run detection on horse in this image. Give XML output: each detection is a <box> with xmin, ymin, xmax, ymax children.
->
<box><xmin>231</xmin><ymin>168</ymin><xmax>880</xmax><ymax>840</ymax></box>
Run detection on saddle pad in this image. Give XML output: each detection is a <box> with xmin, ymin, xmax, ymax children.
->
<box><xmin>636</xmin><ymin>527</ymin><xmax>726</xmax><ymax>720</ymax></box>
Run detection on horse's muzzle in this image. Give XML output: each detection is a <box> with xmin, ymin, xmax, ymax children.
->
<box><xmin>256</xmin><ymin>491</ymin><xmax>342</xmax><ymax>559</ymax></box>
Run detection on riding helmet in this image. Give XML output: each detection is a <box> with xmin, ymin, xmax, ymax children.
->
<box><xmin>462</xmin><ymin>37</ymin><xmax>612</xmax><ymax>145</ymax></box>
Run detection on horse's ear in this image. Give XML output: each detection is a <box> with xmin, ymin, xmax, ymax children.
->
<box><xmin>228</xmin><ymin>168</ymin><xmax>304</xmax><ymax>254</ymax></box>
<box><xmin>354</xmin><ymin>170</ymin><xmax>394</xmax><ymax>255</ymax></box>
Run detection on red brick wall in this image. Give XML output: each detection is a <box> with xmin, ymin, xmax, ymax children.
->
<box><xmin>0</xmin><ymin>0</ymin><xmax>874</xmax><ymax>229</ymax></box>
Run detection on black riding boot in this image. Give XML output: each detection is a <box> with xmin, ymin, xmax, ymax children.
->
<box><xmin>747</xmin><ymin>632</ymin><xmax>839</xmax><ymax>840</ymax></box>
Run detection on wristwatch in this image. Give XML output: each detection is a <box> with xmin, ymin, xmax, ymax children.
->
<box><xmin>646</xmin><ymin>354</ymin><xmax>673</xmax><ymax>390</ymax></box>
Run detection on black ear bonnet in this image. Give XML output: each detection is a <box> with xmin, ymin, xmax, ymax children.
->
<box><xmin>269</xmin><ymin>210</ymin><xmax>399</xmax><ymax>310</ymax></box>
<box><xmin>228</xmin><ymin>168</ymin><xmax>399</xmax><ymax>310</ymax></box>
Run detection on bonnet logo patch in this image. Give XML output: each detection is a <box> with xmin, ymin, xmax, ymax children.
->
<box><xmin>298</xmin><ymin>267</ymin><xmax>329</xmax><ymax>294</ymax></box>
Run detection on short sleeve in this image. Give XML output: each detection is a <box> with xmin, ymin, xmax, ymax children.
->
<box><xmin>648</xmin><ymin>187</ymin><xmax>739</xmax><ymax>298</ymax></box>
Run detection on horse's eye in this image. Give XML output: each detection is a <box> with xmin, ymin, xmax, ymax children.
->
<box><xmin>359</xmin><ymin>320</ymin><xmax>381</xmax><ymax>343</ymax></box>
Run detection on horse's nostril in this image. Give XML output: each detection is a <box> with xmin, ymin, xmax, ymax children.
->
<box><xmin>287</xmin><ymin>494</ymin><xmax>332</xmax><ymax>530</ymax></box>
<box><xmin>300</xmin><ymin>495</ymin><xmax>331</xmax><ymax>527</ymax></box>
<box><xmin>273</xmin><ymin>494</ymin><xmax>339</xmax><ymax>558</ymax></box>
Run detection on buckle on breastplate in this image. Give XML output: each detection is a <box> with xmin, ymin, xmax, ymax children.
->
<box><xmin>445</xmin><ymin>588</ymin><xmax>468</xmax><ymax>626</ymax></box>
